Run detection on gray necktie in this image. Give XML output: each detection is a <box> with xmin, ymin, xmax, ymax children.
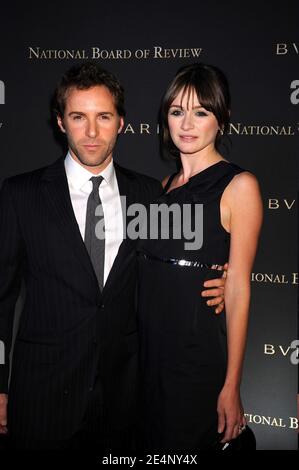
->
<box><xmin>84</xmin><ymin>176</ymin><xmax>105</xmax><ymax>290</ymax></box>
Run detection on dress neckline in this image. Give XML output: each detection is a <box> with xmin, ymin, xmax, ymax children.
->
<box><xmin>165</xmin><ymin>160</ymin><xmax>230</xmax><ymax>195</ymax></box>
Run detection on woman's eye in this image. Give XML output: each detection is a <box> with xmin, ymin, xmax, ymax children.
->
<box><xmin>169</xmin><ymin>110</ymin><xmax>183</xmax><ymax>116</ymax></box>
<box><xmin>196</xmin><ymin>111</ymin><xmax>208</xmax><ymax>117</ymax></box>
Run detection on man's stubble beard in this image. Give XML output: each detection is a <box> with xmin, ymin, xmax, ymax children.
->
<box><xmin>69</xmin><ymin>140</ymin><xmax>115</xmax><ymax>168</ymax></box>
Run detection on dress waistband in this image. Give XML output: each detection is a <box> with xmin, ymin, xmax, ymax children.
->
<box><xmin>137</xmin><ymin>251</ymin><xmax>223</xmax><ymax>271</ymax></box>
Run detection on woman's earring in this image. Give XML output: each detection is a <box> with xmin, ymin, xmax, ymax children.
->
<box><xmin>219</xmin><ymin>128</ymin><xmax>224</xmax><ymax>135</ymax></box>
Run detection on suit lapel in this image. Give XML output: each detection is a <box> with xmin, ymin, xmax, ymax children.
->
<box><xmin>41</xmin><ymin>159</ymin><xmax>141</xmax><ymax>300</ymax></box>
<box><xmin>102</xmin><ymin>163</ymin><xmax>137</xmax><ymax>297</ymax></box>
<box><xmin>41</xmin><ymin>157</ymin><xmax>100</xmax><ymax>292</ymax></box>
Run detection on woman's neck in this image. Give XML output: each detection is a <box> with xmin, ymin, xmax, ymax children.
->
<box><xmin>179</xmin><ymin>150</ymin><xmax>224</xmax><ymax>183</ymax></box>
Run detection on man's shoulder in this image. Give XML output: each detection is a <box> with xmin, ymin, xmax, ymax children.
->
<box><xmin>2</xmin><ymin>157</ymin><xmax>63</xmax><ymax>192</ymax></box>
<box><xmin>114</xmin><ymin>162</ymin><xmax>160</xmax><ymax>185</ymax></box>
<box><xmin>114</xmin><ymin>162</ymin><xmax>162</xmax><ymax>195</ymax></box>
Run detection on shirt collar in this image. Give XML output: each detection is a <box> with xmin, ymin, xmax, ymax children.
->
<box><xmin>64</xmin><ymin>152</ymin><xmax>115</xmax><ymax>190</ymax></box>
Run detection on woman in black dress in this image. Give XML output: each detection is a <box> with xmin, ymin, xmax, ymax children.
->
<box><xmin>137</xmin><ymin>63</ymin><xmax>263</xmax><ymax>451</ymax></box>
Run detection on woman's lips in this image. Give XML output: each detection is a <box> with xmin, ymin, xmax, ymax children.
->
<box><xmin>179</xmin><ymin>135</ymin><xmax>198</xmax><ymax>142</ymax></box>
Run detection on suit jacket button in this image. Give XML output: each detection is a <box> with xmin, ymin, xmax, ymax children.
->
<box><xmin>89</xmin><ymin>387</ymin><xmax>93</xmax><ymax>392</ymax></box>
<box><xmin>63</xmin><ymin>389</ymin><xmax>69</xmax><ymax>395</ymax></box>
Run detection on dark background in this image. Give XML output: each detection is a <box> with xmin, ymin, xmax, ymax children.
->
<box><xmin>0</xmin><ymin>0</ymin><xmax>297</xmax><ymax>450</ymax></box>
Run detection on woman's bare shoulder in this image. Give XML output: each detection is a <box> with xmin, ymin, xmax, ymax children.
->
<box><xmin>227</xmin><ymin>171</ymin><xmax>260</xmax><ymax>196</ymax></box>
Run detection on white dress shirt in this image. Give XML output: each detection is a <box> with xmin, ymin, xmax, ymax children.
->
<box><xmin>64</xmin><ymin>152</ymin><xmax>124</xmax><ymax>286</ymax></box>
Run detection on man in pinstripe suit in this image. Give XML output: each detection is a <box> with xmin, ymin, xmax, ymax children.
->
<box><xmin>0</xmin><ymin>63</ymin><xmax>226</xmax><ymax>450</ymax></box>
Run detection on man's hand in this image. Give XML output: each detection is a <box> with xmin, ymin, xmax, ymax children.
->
<box><xmin>0</xmin><ymin>394</ymin><xmax>8</xmax><ymax>435</ymax></box>
<box><xmin>201</xmin><ymin>263</ymin><xmax>228</xmax><ymax>314</ymax></box>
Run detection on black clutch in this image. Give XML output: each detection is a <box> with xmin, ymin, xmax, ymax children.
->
<box><xmin>203</xmin><ymin>425</ymin><xmax>256</xmax><ymax>451</ymax></box>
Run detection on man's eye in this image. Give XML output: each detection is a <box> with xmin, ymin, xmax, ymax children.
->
<box><xmin>73</xmin><ymin>115</ymin><xmax>82</xmax><ymax>120</ymax></box>
<box><xmin>101</xmin><ymin>114</ymin><xmax>110</xmax><ymax>120</ymax></box>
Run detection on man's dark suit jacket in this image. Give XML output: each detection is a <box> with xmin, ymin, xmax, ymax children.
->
<box><xmin>0</xmin><ymin>156</ymin><xmax>161</xmax><ymax>445</ymax></box>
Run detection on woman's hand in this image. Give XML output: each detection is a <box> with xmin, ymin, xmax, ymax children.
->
<box><xmin>217</xmin><ymin>385</ymin><xmax>246</xmax><ymax>443</ymax></box>
<box><xmin>0</xmin><ymin>394</ymin><xmax>8</xmax><ymax>435</ymax></box>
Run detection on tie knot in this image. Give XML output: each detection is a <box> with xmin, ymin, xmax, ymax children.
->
<box><xmin>90</xmin><ymin>175</ymin><xmax>104</xmax><ymax>192</ymax></box>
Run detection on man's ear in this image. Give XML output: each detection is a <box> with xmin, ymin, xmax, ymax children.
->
<box><xmin>118</xmin><ymin>116</ymin><xmax>124</xmax><ymax>134</ymax></box>
<box><xmin>57</xmin><ymin>115</ymin><xmax>66</xmax><ymax>133</ymax></box>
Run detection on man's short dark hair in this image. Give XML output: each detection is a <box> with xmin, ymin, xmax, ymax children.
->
<box><xmin>53</xmin><ymin>62</ymin><xmax>125</xmax><ymax>118</ymax></box>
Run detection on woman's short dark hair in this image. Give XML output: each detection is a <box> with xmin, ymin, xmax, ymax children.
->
<box><xmin>53</xmin><ymin>62</ymin><xmax>125</xmax><ymax>118</ymax></box>
<box><xmin>160</xmin><ymin>62</ymin><xmax>231</xmax><ymax>160</ymax></box>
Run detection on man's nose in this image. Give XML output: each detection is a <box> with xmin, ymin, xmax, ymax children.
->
<box><xmin>86</xmin><ymin>119</ymin><xmax>99</xmax><ymax>138</ymax></box>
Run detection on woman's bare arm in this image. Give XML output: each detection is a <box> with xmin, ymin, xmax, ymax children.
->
<box><xmin>218</xmin><ymin>171</ymin><xmax>263</xmax><ymax>442</ymax></box>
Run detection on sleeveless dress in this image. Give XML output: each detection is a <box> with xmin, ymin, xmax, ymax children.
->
<box><xmin>137</xmin><ymin>161</ymin><xmax>245</xmax><ymax>451</ymax></box>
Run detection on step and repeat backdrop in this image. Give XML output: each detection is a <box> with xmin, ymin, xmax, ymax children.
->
<box><xmin>0</xmin><ymin>0</ymin><xmax>297</xmax><ymax>450</ymax></box>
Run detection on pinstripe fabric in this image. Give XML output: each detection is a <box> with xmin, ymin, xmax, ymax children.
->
<box><xmin>0</xmin><ymin>157</ymin><xmax>162</xmax><ymax>448</ymax></box>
